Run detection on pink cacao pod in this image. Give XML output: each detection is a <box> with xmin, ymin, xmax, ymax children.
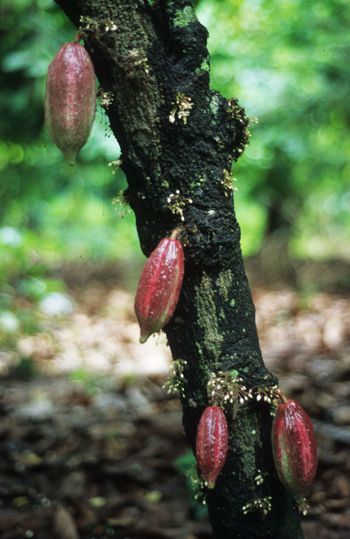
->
<box><xmin>196</xmin><ymin>405</ymin><xmax>229</xmax><ymax>489</ymax></box>
<box><xmin>272</xmin><ymin>399</ymin><xmax>317</xmax><ymax>496</ymax></box>
<box><xmin>45</xmin><ymin>42</ymin><xmax>96</xmax><ymax>164</ymax></box>
<box><xmin>134</xmin><ymin>231</ymin><xmax>184</xmax><ymax>343</ymax></box>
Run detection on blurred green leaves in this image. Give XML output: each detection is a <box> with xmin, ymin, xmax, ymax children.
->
<box><xmin>197</xmin><ymin>0</ymin><xmax>350</xmax><ymax>258</ymax></box>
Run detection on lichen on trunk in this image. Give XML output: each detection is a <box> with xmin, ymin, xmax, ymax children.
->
<box><xmin>54</xmin><ymin>1</ymin><xmax>304</xmax><ymax>537</ymax></box>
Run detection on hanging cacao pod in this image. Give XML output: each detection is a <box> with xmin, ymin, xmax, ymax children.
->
<box><xmin>134</xmin><ymin>230</ymin><xmax>184</xmax><ymax>343</ymax></box>
<box><xmin>272</xmin><ymin>399</ymin><xmax>317</xmax><ymax>496</ymax></box>
<box><xmin>196</xmin><ymin>405</ymin><xmax>229</xmax><ymax>489</ymax></box>
<box><xmin>45</xmin><ymin>42</ymin><xmax>96</xmax><ymax>164</ymax></box>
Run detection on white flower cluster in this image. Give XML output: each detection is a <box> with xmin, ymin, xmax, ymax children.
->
<box><xmin>254</xmin><ymin>469</ymin><xmax>265</xmax><ymax>486</ymax></box>
<box><xmin>162</xmin><ymin>359</ymin><xmax>188</xmax><ymax>398</ymax></box>
<box><xmin>100</xmin><ymin>92</ymin><xmax>113</xmax><ymax>109</ymax></box>
<box><xmin>108</xmin><ymin>159</ymin><xmax>122</xmax><ymax>174</ymax></box>
<box><xmin>254</xmin><ymin>385</ymin><xmax>280</xmax><ymax>415</ymax></box>
<box><xmin>207</xmin><ymin>371</ymin><xmax>252</xmax><ymax>408</ymax></box>
<box><xmin>166</xmin><ymin>191</ymin><xmax>193</xmax><ymax>222</ymax></box>
<box><xmin>79</xmin><ymin>15</ymin><xmax>117</xmax><ymax>34</ymax></box>
<box><xmin>169</xmin><ymin>94</ymin><xmax>193</xmax><ymax>125</ymax></box>
<box><xmin>242</xmin><ymin>496</ymin><xmax>272</xmax><ymax>516</ymax></box>
<box><xmin>298</xmin><ymin>498</ymin><xmax>309</xmax><ymax>516</ymax></box>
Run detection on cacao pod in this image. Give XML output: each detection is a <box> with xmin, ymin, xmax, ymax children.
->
<box><xmin>196</xmin><ymin>405</ymin><xmax>229</xmax><ymax>489</ymax></box>
<box><xmin>45</xmin><ymin>42</ymin><xmax>96</xmax><ymax>164</ymax></box>
<box><xmin>272</xmin><ymin>399</ymin><xmax>317</xmax><ymax>496</ymax></box>
<box><xmin>134</xmin><ymin>232</ymin><xmax>184</xmax><ymax>343</ymax></box>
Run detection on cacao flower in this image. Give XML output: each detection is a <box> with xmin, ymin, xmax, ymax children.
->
<box><xmin>45</xmin><ymin>42</ymin><xmax>96</xmax><ymax>164</ymax></box>
<box><xmin>196</xmin><ymin>405</ymin><xmax>229</xmax><ymax>489</ymax></box>
<box><xmin>272</xmin><ymin>399</ymin><xmax>317</xmax><ymax>496</ymax></box>
<box><xmin>134</xmin><ymin>230</ymin><xmax>184</xmax><ymax>343</ymax></box>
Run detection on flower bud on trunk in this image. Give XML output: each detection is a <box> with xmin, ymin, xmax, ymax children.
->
<box><xmin>134</xmin><ymin>233</ymin><xmax>184</xmax><ymax>343</ymax></box>
<box><xmin>272</xmin><ymin>399</ymin><xmax>317</xmax><ymax>496</ymax></box>
<box><xmin>45</xmin><ymin>42</ymin><xmax>96</xmax><ymax>164</ymax></box>
<box><xmin>196</xmin><ymin>406</ymin><xmax>229</xmax><ymax>489</ymax></box>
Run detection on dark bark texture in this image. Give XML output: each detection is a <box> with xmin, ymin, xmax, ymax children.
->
<box><xmin>54</xmin><ymin>1</ymin><xmax>304</xmax><ymax>537</ymax></box>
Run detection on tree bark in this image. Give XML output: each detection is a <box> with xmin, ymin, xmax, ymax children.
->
<box><xmin>54</xmin><ymin>1</ymin><xmax>304</xmax><ymax>537</ymax></box>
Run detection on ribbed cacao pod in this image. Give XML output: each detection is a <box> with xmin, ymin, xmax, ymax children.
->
<box><xmin>134</xmin><ymin>232</ymin><xmax>184</xmax><ymax>343</ymax></box>
<box><xmin>196</xmin><ymin>406</ymin><xmax>229</xmax><ymax>489</ymax></box>
<box><xmin>272</xmin><ymin>399</ymin><xmax>317</xmax><ymax>496</ymax></box>
<box><xmin>45</xmin><ymin>42</ymin><xmax>96</xmax><ymax>164</ymax></box>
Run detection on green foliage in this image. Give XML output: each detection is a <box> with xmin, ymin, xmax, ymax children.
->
<box><xmin>197</xmin><ymin>0</ymin><xmax>350</xmax><ymax>258</ymax></box>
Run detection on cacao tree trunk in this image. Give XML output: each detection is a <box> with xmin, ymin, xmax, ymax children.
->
<box><xmin>54</xmin><ymin>1</ymin><xmax>304</xmax><ymax>537</ymax></box>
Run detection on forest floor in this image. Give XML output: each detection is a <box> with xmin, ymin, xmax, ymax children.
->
<box><xmin>0</xmin><ymin>272</ymin><xmax>350</xmax><ymax>539</ymax></box>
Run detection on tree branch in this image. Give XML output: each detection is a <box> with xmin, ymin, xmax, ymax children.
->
<box><xmin>54</xmin><ymin>1</ymin><xmax>304</xmax><ymax>537</ymax></box>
